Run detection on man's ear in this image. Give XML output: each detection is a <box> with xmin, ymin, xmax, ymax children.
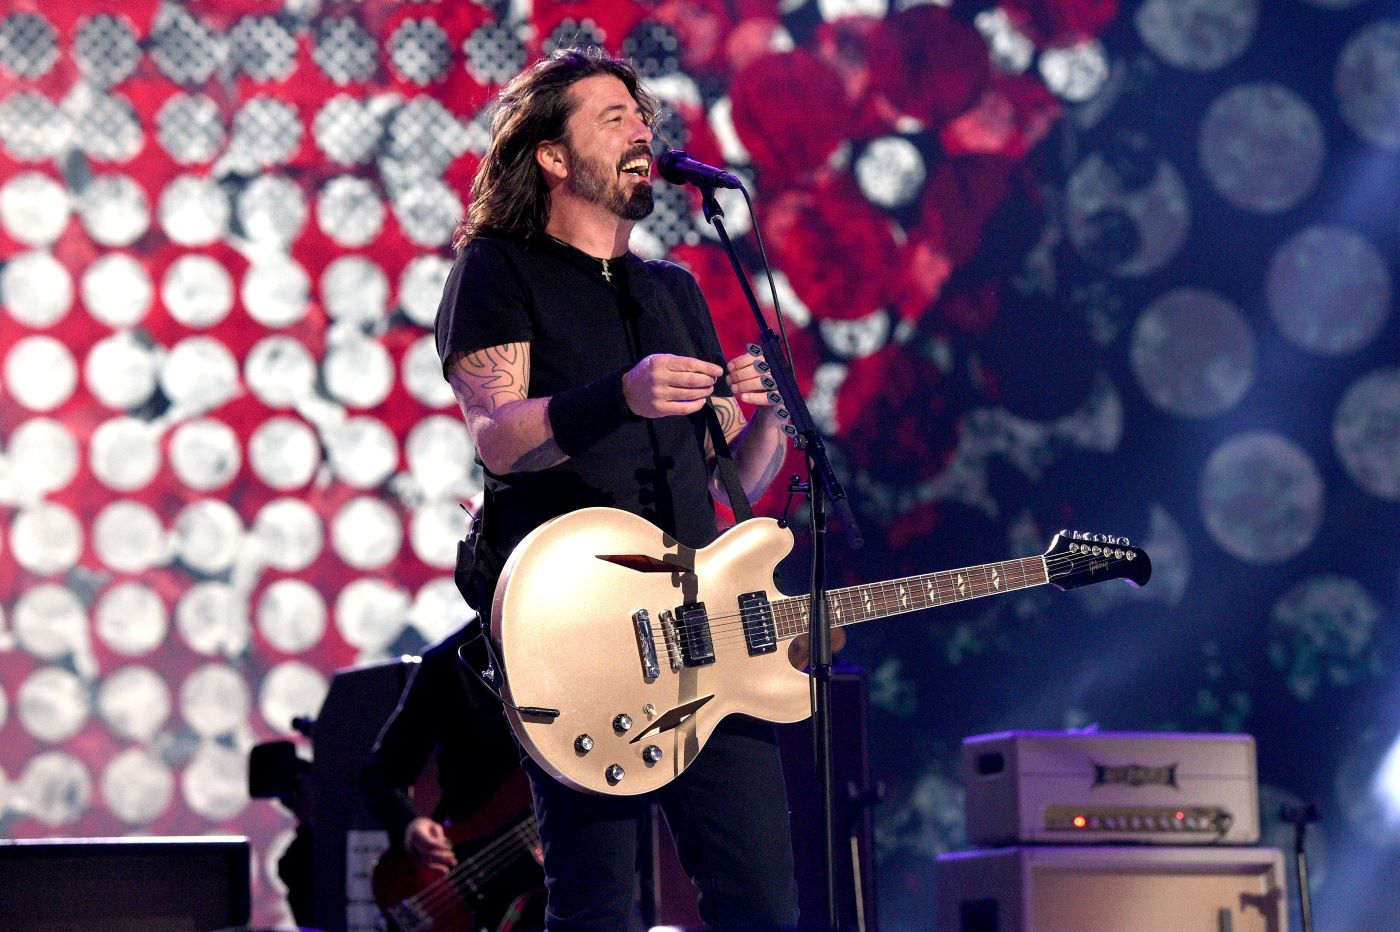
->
<box><xmin>536</xmin><ymin>140</ymin><xmax>568</xmax><ymax>182</ymax></box>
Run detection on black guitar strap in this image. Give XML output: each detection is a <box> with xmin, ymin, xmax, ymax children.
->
<box><xmin>704</xmin><ymin>401</ymin><xmax>755</xmax><ymax>525</ymax></box>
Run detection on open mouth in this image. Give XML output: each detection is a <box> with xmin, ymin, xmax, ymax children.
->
<box><xmin>620</xmin><ymin>154</ymin><xmax>651</xmax><ymax>177</ymax></box>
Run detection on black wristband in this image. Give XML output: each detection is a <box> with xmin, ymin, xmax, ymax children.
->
<box><xmin>547</xmin><ymin>367</ymin><xmax>636</xmax><ymax>456</ymax></box>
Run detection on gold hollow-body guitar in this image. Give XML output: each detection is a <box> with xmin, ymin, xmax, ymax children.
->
<box><xmin>491</xmin><ymin>507</ymin><xmax>1151</xmax><ymax>797</ymax></box>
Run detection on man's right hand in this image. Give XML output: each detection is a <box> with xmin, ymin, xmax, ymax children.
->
<box><xmin>623</xmin><ymin>354</ymin><xmax>721</xmax><ymax>418</ymax></box>
<box><xmin>404</xmin><ymin>817</ymin><xmax>457</xmax><ymax>873</ymax></box>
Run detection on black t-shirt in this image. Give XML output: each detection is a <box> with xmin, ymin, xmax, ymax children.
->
<box><xmin>435</xmin><ymin>234</ymin><xmax>731</xmax><ymax>577</ymax></box>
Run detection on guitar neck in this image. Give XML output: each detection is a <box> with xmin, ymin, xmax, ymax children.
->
<box><xmin>770</xmin><ymin>555</ymin><xmax>1049</xmax><ymax>639</ymax></box>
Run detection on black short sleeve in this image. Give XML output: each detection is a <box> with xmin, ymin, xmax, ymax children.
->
<box><xmin>435</xmin><ymin>238</ymin><xmax>535</xmax><ymax>376</ymax></box>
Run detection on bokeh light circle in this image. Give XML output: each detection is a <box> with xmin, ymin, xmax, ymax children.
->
<box><xmin>182</xmin><ymin>743</ymin><xmax>249</xmax><ymax>821</ymax></box>
<box><xmin>325</xmin><ymin>416</ymin><xmax>400</xmax><ymax>489</ymax></box>
<box><xmin>398</xmin><ymin>254</ymin><xmax>453</xmax><ymax>328</ymax></box>
<box><xmin>4</xmin><ymin>335</ymin><xmax>77</xmax><ymax>411</ymax></box>
<box><xmin>10</xmin><ymin>502</ymin><xmax>83</xmax><ymax>576</ymax></box>
<box><xmin>322</xmin><ymin>256</ymin><xmax>390</xmax><ymax>325</ymax></box>
<box><xmin>242</xmin><ymin>255</ymin><xmax>311</xmax><ymax>328</ymax></box>
<box><xmin>245</xmin><ymin>335</ymin><xmax>317</xmax><ymax>409</ymax></box>
<box><xmin>334</xmin><ymin>578</ymin><xmax>411</xmax><ymax>656</ymax></box>
<box><xmin>18</xmin><ymin>667</ymin><xmax>90</xmax><ymax>743</ymax></box>
<box><xmin>403</xmin><ymin>334</ymin><xmax>455</xmax><ymax>408</ymax></box>
<box><xmin>410</xmin><ymin>501</ymin><xmax>464</xmax><ymax>569</ymax></box>
<box><xmin>1270</xmin><ymin>575</ymin><xmax>1381</xmax><ymax>702</ymax></box>
<box><xmin>331</xmin><ymin>496</ymin><xmax>403</xmax><ymax>570</ymax></box>
<box><xmin>1131</xmin><ymin>288</ymin><xmax>1255</xmax><ymax>418</ymax></box>
<box><xmin>1336</xmin><ymin>20</ymin><xmax>1400</xmax><ymax>151</ymax></box>
<box><xmin>1267</xmin><ymin>225</ymin><xmax>1391</xmax><ymax>356</ymax></box>
<box><xmin>324</xmin><ymin>335</ymin><xmax>394</xmax><ymax>409</ymax></box>
<box><xmin>92</xmin><ymin>499</ymin><xmax>168</xmax><ymax>574</ymax></box>
<box><xmin>5</xmin><ymin>417</ymin><xmax>79</xmax><ymax>496</ymax></box>
<box><xmin>173</xmin><ymin>499</ymin><xmax>245</xmax><ymax>575</ymax></box>
<box><xmin>19</xmin><ymin>752</ymin><xmax>91</xmax><ymax>826</ymax></box>
<box><xmin>248</xmin><ymin>416</ymin><xmax>321</xmax><ymax>490</ymax></box>
<box><xmin>13</xmin><ymin>585</ymin><xmax>87</xmax><ymax>661</ymax></box>
<box><xmin>95</xmin><ymin>582</ymin><xmax>169</xmax><ymax>657</ymax></box>
<box><xmin>1200</xmin><ymin>431</ymin><xmax>1324</xmax><ymax>564</ymax></box>
<box><xmin>102</xmin><ymin>748</ymin><xmax>175</xmax><ymax>825</ymax></box>
<box><xmin>1334</xmin><ymin>368</ymin><xmax>1400</xmax><ymax>501</ymax></box>
<box><xmin>405</xmin><ymin>414</ymin><xmax>477</xmax><ymax>500</ymax></box>
<box><xmin>160</xmin><ymin>336</ymin><xmax>241</xmax><ymax>412</ymax></box>
<box><xmin>81</xmin><ymin>252</ymin><xmax>154</xmax><ymax>327</ymax></box>
<box><xmin>258</xmin><ymin>661</ymin><xmax>329</xmax><ymax>735</ymax></box>
<box><xmin>75</xmin><ymin>173</ymin><xmax>149</xmax><ymax>247</ymax></box>
<box><xmin>98</xmin><ymin>666</ymin><xmax>171</xmax><ymax>742</ymax></box>
<box><xmin>180</xmin><ymin>663</ymin><xmax>251</xmax><ymax>736</ymax></box>
<box><xmin>158</xmin><ymin>174</ymin><xmax>230</xmax><ymax>246</ymax></box>
<box><xmin>170</xmin><ymin>418</ymin><xmax>242</xmax><ymax>490</ymax></box>
<box><xmin>1135</xmin><ymin>0</ymin><xmax>1258</xmax><ymax>72</ymax></box>
<box><xmin>257</xmin><ymin>579</ymin><xmax>327</xmax><ymax>654</ymax></box>
<box><xmin>1198</xmin><ymin>82</ymin><xmax>1325</xmax><ymax>213</ymax></box>
<box><xmin>176</xmin><ymin>582</ymin><xmax>249</xmax><ymax>657</ymax></box>
<box><xmin>252</xmin><ymin>498</ymin><xmax>325</xmax><ymax>571</ymax></box>
<box><xmin>162</xmin><ymin>254</ymin><xmax>235</xmax><ymax>328</ymax></box>
<box><xmin>85</xmin><ymin>330</ymin><xmax>161</xmax><ymax>410</ymax></box>
<box><xmin>90</xmin><ymin>416</ymin><xmax>162</xmax><ymax>491</ymax></box>
<box><xmin>0</xmin><ymin>171</ymin><xmax>69</xmax><ymax>246</ymax></box>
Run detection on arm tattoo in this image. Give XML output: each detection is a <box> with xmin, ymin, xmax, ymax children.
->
<box><xmin>447</xmin><ymin>344</ymin><xmax>530</xmax><ymax>426</ymax></box>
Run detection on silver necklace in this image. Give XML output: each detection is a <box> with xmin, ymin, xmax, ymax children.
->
<box><xmin>548</xmin><ymin>234</ymin><xmax>614</xmax><ymax>283</ymax></box>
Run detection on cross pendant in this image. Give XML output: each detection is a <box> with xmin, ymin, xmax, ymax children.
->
<box><xmin>601</xmin><ymin>259</ymin><xmax>612</xmax><ymax>283</ymax></box>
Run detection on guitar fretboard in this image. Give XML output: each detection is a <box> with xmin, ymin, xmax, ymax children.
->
<box><xmin>770</xmin><ymin>555</ymin><xmax>1048</xmax><ymax>640</ymax></box>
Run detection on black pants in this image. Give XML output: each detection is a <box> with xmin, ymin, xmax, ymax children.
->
<box><xmin>522</xmin><ymin>714</ymin><xmax>800</xmax><ymax>931</ymax></box>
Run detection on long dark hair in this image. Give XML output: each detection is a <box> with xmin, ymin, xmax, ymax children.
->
<box><xmin>454</xmin><ymin>47</ymin><xmax>658</xmax><ymax>248</ymax></box>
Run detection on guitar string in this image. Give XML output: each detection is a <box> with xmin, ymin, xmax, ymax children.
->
<box><xmin>403</xmin><ymin>821</ymin><xmax>534</xmax><ymax>918</ymax></box>
<box><xmin>625</xmin><ymin>550</ymin><xmax>1131</xmax><ymax>653</ymax></box>
<box><xmin>405</xmin><ymin>818</ymin><xmax>541</xmax><ymax>919</ymax></box>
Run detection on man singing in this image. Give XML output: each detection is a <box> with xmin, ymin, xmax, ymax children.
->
<box><xmin>435</xmin><ymin>46</ymin><xmax>797</xmax><ymax>930</ymax></box>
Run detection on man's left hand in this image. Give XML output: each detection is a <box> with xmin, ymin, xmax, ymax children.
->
<box><xmin>724</xmin><ymin>347</ymin><xmax>779</xmax><ymax>408</ymax></box>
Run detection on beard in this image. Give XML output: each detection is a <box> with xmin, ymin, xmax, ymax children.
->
<box><xmin>566</xmin><ymin>143</ymin><xmax>654</xmax><ymax>221</ymax></box>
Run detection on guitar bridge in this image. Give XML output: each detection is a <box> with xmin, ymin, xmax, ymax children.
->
<box><xmin>632</xmin><ymin>609</ymin><xmax>660</xmax><ymax>681</ymax></box>
<box><xmin>658</xmin><ymin>610</ymin><xmax>683</xmax><ymax>672</ymax></box>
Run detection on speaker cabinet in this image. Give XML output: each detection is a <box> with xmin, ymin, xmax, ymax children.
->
<box><xmin>936</xmin><ymin>845</ymin><xmax>1287</xmax><ymax>932</ymax></box>
<box><xmin>0</xmin><ymin>836</ymin><xmax>250</xmax><ymax>932</ymax></box>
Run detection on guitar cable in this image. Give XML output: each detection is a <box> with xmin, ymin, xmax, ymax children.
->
<box><xmin>457</xmin><ymin>619</ymin><xmax>561</xmax><ymax>720</ymax></box>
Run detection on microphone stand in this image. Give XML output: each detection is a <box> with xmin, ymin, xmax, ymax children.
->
<box><xmin>697</xmin><ymin>182</ymin><xmax>863</xmax><ymax>930</ymax></box>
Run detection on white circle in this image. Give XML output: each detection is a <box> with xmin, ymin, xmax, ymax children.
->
<box><xmin>854</xmin><ymin>137</ymin><xmax>927</xmax><ymax>209</ymax></box>
<box><xmin>4</xmin><ymin>335</ymin><xmax>77</xmax><ymax>411</ymax></box>
<box><xmin>89</xmin><ymin>416</ymin><xmax>161</xmax><ymax>491</ymax></box>
<box><xmin>5</xmin><ymin>417</ymin><xmax>79</xmax><ymax>495</ymax></box>
<box><xmin>85</xmin><ymin>330</ymin><xmax>161</xmax><ymax>410</ymax></box>
<box><xmin>159</xmin><ymin>336</ymin><xmax>240</xmax><ymax>411</ymax></box>
<box><xmin>180</xmin><ymin>664</ymin><xmax>251</xmax><ymax>736</ymax></box>
<box><xmin>98</xmin><ymin>666</ymin><xmax>171</xmax><ymax>741</ymax></box>
<box><xmin>81</xmin><ymin>252</ymin><xmax>153</xmax><ymax>327</ymax></box>
<box><xmin>101</xmin><ymin>748</ymin><xmax>174</xmax><ymax>824</ymax></box>
<box><xmin>322</xmin><ymin>256</ymin><xmax>389</xmax><ymax>325</ymax></box>
<box><xmin>245</xmin><ymin>334</ymin><xmax>316</xmax><ymax>409</ymax></box>
<box><xmin>332</xmin><ymin>496</ymin><xmax>403</xmax><ymax>570</ymax></box>
<box><xmin>1334</xmin><ymin>368</ymin><xmax>1400</xmax><ymax>501</ymax></box>
<box><xmin>1200</xmin><ymin>432</ymin><xmax>1323</xmax><ymax>563</ymax></box>
<box><xmin>1039</xmin><ymin>41</ymin><xmax>1110</xmax><ymax>102</ymax></box>
<box><xmin>325</xmin><ymin>416</ymin><xmax>400</xmax><ymax>488</ymax></box>
<box><xmin>252</xmin><ymin>498</ymin><xmax>324</xmax><ymax>571</ymax></box>
<box><xmin>324</xmin><ymin>335</ymin><xmax>394</xmax><ymax>408</ymax></box>
<box><xmin>176</xmin><ymin>582</ymin><xmax>249</xmax><ymax>657</ymax></box>
<box><xmin>92</xmin><ymin>499</ymin><xmax>167</xmax><ymax>573</ymax></box>
<box><xmin>1</xmin><ymin>250</ymin><xmax>72</xmax><ymax>327</ymax></box>
<box><xmin>10</xmin><ymin>502</ymin><xmax>83</xmax><ymax>576</ymax></box>
<box><xmin>173</xmin><ymin>499</ymin><xmax>244</xmax><ymax>574</ymax></box>
<box><xmin>236</xmin><ymin>173</ymin><xmax>307</xmax><ymax>248</ymax></box>
<box><xmin>0</xmin><ymin>171</ymin><xmax>70</xmax><ymax>246</ymax></box>
<box><xmin>410</xmin><ymin>577</ymin><xmax>468</xmax><ymax>643</ymax></box>
<box><xmin>76</xmin><ymin>174</ymin><xmax>149</xmax><ymax>247</ymax></box>
<box><xmin>405</xmin><ymin>414</ymin><xmax>476</xmax><ymax>500</ymax></box>
<box><xmin>242</xmin><ymin>255</ymin><xmax>310</xmax><ymax>327</ymax></box>
<box><xmin>162</xmin><ymin>254</ymin><xmax>234</xmax><ymax>327</ymax></box>
<box><xmin>399</xmin><ymin>255</ymin><xmax>452</xmax><ymax>327</ymax></box>
<box><xmin>18</xmin><ymin>667</ymin><xmax>91</xmax><ymax>743</ymax></box>
<box><xmin>1135</xmin><ymin>0</ymin><xmax>1257</xmax><ymax>72</ymax></box>
<box><xmin>258</xmin><ymin>661</ymin><xmax>329</xmax><ymax>735</ymax></box>
<box><xmin>19</xmin><ymin>752</ymin><xmax>91</xmax><ymax>825</ymax></box>
<box><xmin>316</xmin><ymin>175</ymin><xmax>386</xmax><ymax>247</ymax></box>
<box><xmin>257</xmin><ymin>579</ymin><xmax>327</xmax><ymax>653</ymax></box>
<box><xmin>170</xmin><ymin>418</ymin><xmax>242</xmax><ymax>490</ymax></box>
<box><xmin>248</xmin><ymin>416</ymin><xmax>320</xmax><ymax>490</ymax></box>
<box><xmin>402</xmin><ymin>334</ymin><xmax>453</xmax><ymax>407</ymax></box>
<box><xmin>334</xmin><ymin>578</ymin><xmax>410</xmax><ymax>654</ymax></box>
<box><xmin>410</xmin><ymin>501</ymin><xmax>463</xmax><ymax>570</ymax></box>
<box><xmin>158</xmin><ymin>174</ymin><xmax>230</xmax><ymax>246</ymax></box>
<box><xmin>95</xmin><ymin>582</ymin><xmax>168</xmax><ymax>656</ymax></box>
<box><xmin>1198</xmin><ymin>82</ymin><xmax>1325</xmax><ymax>214</ymax></box>
<box><xmin>13</xmin><ymin>584</ymin><xmax>88</xmax><ymax>661</ymax></box>
<box><xmin>182</xmin><ymin>742</ymin><xmax>249</xmax><ymax>820</ymax></box>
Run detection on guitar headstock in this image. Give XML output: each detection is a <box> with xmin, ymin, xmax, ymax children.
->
<box><xmin>1043</xmin><ymin>530</ymin><xmax>1152</xmax><ymax>591</ymax></box>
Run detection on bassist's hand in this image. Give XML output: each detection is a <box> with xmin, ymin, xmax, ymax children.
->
<box><xmin>404</xmin><ymin>817</ymin><xmax>457</xmax><ymax>873</ymax></box>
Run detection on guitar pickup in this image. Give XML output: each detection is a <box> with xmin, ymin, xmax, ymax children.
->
<box><xmin>738</xmin><ymin>591</ymin><xmax>777</xmax><ymax>655</ymax></box>
<box><xmin>632</xmin><ymin>609</ymin><xmax>660</xmax><ymax>681</ymax></box>
<box><xmin>676</xmin><ymin>601</ymin><xmax>715</xmax><ymax>667</ymax></box>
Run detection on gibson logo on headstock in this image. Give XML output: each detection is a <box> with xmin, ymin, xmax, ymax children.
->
<box><xmin>1092</xmin><ymin>762</ymin><xmax>1178</xmax><ymax>788</ymax></box>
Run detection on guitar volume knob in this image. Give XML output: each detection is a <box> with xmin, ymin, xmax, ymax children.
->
<box><xmin>613</xmin><ymin>714</ymin><xmax>633</xmax><ymax>733</ymax></box>
<box><xmin>574</xmin><ymin>734</ymin><xmax>594</xmax><ymax>754</ymax></box>
<box><xmin>606</xmin><ymin>764</ymin><xmax>625</xmax><ymax>785</ymax></box>
<box><xmin>642</xmin><ymin>745</ymin><xmax>663</xmax><ymax>764</ymax></box>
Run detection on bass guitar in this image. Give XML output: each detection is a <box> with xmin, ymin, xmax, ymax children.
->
<box><xmin>491</xmin><ymin>507</ymin><xmax>1151</xmax><ymax>797</ymax></box>
<box><xmin>372</xmin><ymin>769</ymin><xmax>544</xmax><ymax>931</ymax></box>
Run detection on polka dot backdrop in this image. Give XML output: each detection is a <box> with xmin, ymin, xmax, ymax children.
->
<box><xmin>2</xmin><ymin>1</ymin><xmax>1399</xmax><ymax>928</ymax></box>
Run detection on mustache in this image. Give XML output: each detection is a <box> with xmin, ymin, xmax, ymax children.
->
<box><xmin>617</xmin><ymin>146</ymin><xmax>652</xmax><ymax>171</ymax></box>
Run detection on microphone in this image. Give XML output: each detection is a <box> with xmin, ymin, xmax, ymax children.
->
<box><xmin>656</xmin><ymin>149</ymin><xmax>744</xmax><ymax>190</ymax></box>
